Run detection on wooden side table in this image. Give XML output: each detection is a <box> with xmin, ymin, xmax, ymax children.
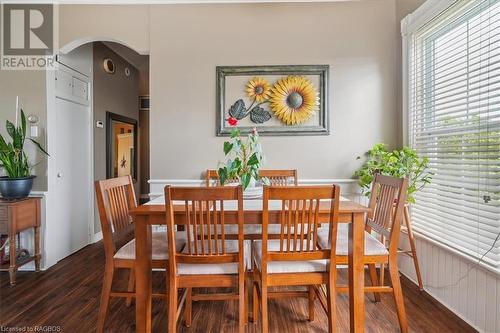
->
<box><xmin>0</xmin><ymin>197</ymin><xmax>41</xmax><ymax>285</ymax></box>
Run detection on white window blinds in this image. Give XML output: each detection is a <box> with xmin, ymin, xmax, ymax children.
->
<box><xmin>407</xmin><ymin>0</ymin><xmax>500</xmax><ymax>269</ymax></box>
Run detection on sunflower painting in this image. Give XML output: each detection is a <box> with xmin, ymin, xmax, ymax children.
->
<box><xmin>246</xmin><ymin>77</ymin><xmax>271</xmax><ymax>102</ymax></box>
<box><xmin>269</xmin><ymin>76</ymin><xmax>319</xmax><ymax>125</ymax></box>
<box><xmin>216</xmin><ymin>65</ymin><xmax>329</xmax><ymax>136</ymax></box>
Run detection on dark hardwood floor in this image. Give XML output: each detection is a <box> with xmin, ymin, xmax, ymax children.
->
<box><xmin>0</xmin><ymin>239</ymin><xmax>477</xmax><ymax>333</ymax></box>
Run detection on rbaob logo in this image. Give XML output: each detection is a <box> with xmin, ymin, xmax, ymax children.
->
<box><xmin>1</xmin><ymin>4</ymin><xmax>57</xmax><ymax>70</ymax></box>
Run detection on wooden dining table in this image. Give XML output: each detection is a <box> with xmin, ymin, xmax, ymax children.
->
<box><xmin>130</xmin><ymin>195</ymin><xmax>369</xmax><ymax>333</ymax></box>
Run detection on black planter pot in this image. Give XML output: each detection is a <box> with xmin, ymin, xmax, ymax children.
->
<box><xmin>0</xmin><ymin>176</ymin><xmax>36</xmax><ymax>200</ymax></box>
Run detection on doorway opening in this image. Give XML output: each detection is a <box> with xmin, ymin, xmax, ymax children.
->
<box><xmin>45</xmin><ymin>39</ymin><xmax>150</xmax><ymax>266</ymax></box>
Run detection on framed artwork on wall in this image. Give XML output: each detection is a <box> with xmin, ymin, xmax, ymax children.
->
<box><xmin>106</xmin><ymin>112</ymin><xmax>138</xmax><ymax>181</ymax></box>
<box><xmin>216</xmin><ymin>65</ymin><xmax>329</xmax><ymax>136</ymax></box>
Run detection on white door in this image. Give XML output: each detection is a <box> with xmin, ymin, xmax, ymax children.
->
<box><xmin>52</xmin><ymin>96</ymin><xmax>91</xmax><ymax>255</ymax></box>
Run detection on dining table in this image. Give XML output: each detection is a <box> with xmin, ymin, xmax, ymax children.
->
<box><xmin>130</xmin><ymin>193</ymin><xmax>369</xmax><ymax>333</ymax></box>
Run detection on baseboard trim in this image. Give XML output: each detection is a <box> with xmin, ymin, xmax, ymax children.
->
<box><xmin>92</xmin><ymin>231</ymin><xmax>103</xmax><ymax>243</ymax></box>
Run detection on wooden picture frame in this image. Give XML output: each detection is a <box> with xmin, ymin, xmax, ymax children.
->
<box><xmin>216</xmin><ymin>65</ymin><xmax>329</xmax><ymax>136</ymax></box>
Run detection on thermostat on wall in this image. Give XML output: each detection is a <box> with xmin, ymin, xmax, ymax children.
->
<box><xmin>96</xmin><ymin>121</ymin><xmax>104</xmax><ymax>128</ymax></box>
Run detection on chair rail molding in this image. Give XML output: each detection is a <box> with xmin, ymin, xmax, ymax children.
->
<box><xmin>148</xmin><ymin>178</ymin><xmax>362</xmax><ymax>200</ymax></box>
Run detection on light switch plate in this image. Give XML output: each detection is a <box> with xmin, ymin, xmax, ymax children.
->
<box><xmin>30</xmin><ymin>125</ymin><xmax>38</xmax><ymax>138</ymax></box>
<box><xmin>96</xmin><ymin>121</ymin><xmax>104</xmax><ymax>128</ymax></box>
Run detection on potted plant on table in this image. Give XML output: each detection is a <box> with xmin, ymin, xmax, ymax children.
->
<box><xmin>0</xmin><ymin>110</ymin><xmax>49</xmax><ymax>200</ymax></box>
<box><xmin>354</xmin><ymin>143</ymin><xmax>432</xmax><ymax>204</ymax></box>
<box><xmin>217</xmin><ymin>117</ymin><xmax>266</xmax><ymax>191</ymax></box>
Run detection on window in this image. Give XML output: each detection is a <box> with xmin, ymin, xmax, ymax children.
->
<box><xmin>407</xmin><ymin>0</ymin><xmax>500</xmax><ymax>269</ymax></box>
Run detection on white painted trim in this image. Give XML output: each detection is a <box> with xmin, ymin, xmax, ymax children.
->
<box><xmin>92</xmin><ymin>231</ymin><xmax>103</xmax><ymax>243</ymax></box>
<box><xmin>401</xmin><ymin>0</ymin><xmax>456</xmax><ymax>146</ymax></box>
<box><xmin>60</xmin><ymin>37</ymin><xmax>149</xmax><ymax>56</ymax></box>
<box><xmin>402</xmin><ymin>228</ymin><xmax>500</xmax><ymax>277</ymax></box>
<box><xmin>148</xmin><ymin>178</ymin><xmax>361</xmax><ymax>199</ymax></box>
<box><xmin>400</xmin><ymin>0</ymin><xmax>456</xmax><ymax>36</ymax></box>
<box><xmin>45</xmin><ymin>56</ymin><xmax>95</xmax><ymax>269</ymax></box>
<box><xmin>148</xmin><ymin>178</ymin><xmax>358</xmax><ymax>184</ymax></box>
<box><xmin>29</xmin><ymin>191</ymin><xmax>48</xmax><ymax>197</ymax></box>
<box><xmin>399</xmin><ymin>269</ymin><xmax>482</xmax><ymax>333</ymax></box>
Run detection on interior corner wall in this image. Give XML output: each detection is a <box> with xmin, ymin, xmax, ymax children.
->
<box><xmin>93</xmin><ymin>42</ymin><xmax>140</xmax><ymax>232</ymax></box>
<box><xmin>0</xmin><ymin>71</ymin><xmax>48</xmax><ymax>191</ymax></box>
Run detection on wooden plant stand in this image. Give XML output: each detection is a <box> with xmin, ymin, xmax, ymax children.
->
<box><xmin>379</xmin><ymin>204</ymin><xmax>423</xmax><ymax>291</ymax></box>
<box><xmin>399</xmin><ymin>204</ymin><xmax>423</xmax><ymax>290</ymax></box>
<box><xmin>0</xmin><ymin>197</ymin><xmax>41</xmax><ymax>285</ymax></box>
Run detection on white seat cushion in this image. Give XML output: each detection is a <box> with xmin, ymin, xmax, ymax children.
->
<box><xmin>252</xmin><ymin>240</ymin><xmax>328</xmax><ymax>274</ymax></box>
<box><xmin>223</xmin><ymin>224</ymin><xmax>284</xmax><ymax>235</ymax></box>
<box><xmin>317</xmin><ymin>224</ymin><xmax>389</xmax><ymax>256</ymax></box>
<box><xmin>114</xmin><ymin>232</ymin><xmax>185</xmax><ymax>260</ymax></box>
<box><xmin>177</xmin><ymin>240</ymin><xmax>251</xmax><ymax>275</ymax></box>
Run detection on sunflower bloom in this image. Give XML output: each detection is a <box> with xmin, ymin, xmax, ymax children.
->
<box><xmin>246</xmin><ymin>77</ymin><xmax>271</xmax><ymax>103</ymax></box>
<box><xmin>269</xmin><ymin>76</ymin><xmax>319</xmax><ymax>125</ymax></box>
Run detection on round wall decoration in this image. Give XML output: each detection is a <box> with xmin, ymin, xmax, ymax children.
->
<box><xmin>103</xmin><ymin>58</ymin><xmax>115</xmax><ymax>74</ymax></box>
<box><xmin>124</xmin><ymin>67</ymin><xmax>131</xmax><ymax>77</ymax></box>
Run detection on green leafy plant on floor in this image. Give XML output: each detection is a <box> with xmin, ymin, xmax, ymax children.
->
<box><xmin>354</xmin><ymin>143</ymin><xmax>432</xmax><ymax>203</ymax></box>
<box><xmin>0</xmin><ymin>110</ymin><xmax>49</xmax><ymax>178</ymax></box>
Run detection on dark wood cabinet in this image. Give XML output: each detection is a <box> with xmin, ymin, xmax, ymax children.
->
<box><xmin>0</xmin><ymin>197</ymin><xmax>41</xmax><ymax>285</ymax></box>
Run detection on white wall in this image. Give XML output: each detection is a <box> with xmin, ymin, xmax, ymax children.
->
<box><xmin>149</xmin><ymin>1</ymin><xmax>399</xmax><ymax>180</ymax></box>
<box><xmin>399</xmin><ymin>236</ymin><xmax>500</xmax><ymax>333</ymax></box>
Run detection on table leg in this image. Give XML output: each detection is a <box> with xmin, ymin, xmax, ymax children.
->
<box><xmin>9</xmin><ymin>233</ymin><xmax>16</xmax><ymax>286</ymax></box>
<box><xmin>135</xmin><ymin>216</ymin><xmax>152</xmax><ymax>333</ymax></box>
<box><xmin>348</xmin><ymin>212</ymin><xmax>365</xmax><ymax>332</ymax></box>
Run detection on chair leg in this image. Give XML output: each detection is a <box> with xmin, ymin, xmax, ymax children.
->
<box><xmin>380</xmin><ymin>263</ymin><xmax>385</xmax><ymax>286</ymax></box>
<box><xmin>244</xmin><ymin>277</ymin><xmax>249</xmax><ymax>324</ymax></box>
<box><xmin>389</xmin><ymin>262</ymin><xmax>408</xmax><ymax>333</ymax></box>
<box><xmin>326</xmin><ymin>280</ymin><xmax>336</xmax><ymax>333</ymax></box>
<box><xmin>368</xmin><ymin>264</ymin><xmax>381</xmax><ymax>302</ymax></box>
<box><xmin>404</xmin><ymin>205</ymin><xmax>423</xmax><ymax>290</ymax></box>
<box><xmin>239</xmin><ymin>272</ymin><xmax>245</xmax><ymax>333</ymax></box>
<box><xmin>261</xmin><ymin>282</ymin><xmax>269</xmax><ymax>333</ymax></box>
<box><xmin>308</xmin><ymin>286</ymin><xmax>315</xmax><ymax>321</ymax></box>
<box><xmin>252</xmin><ymin>281</ymin><xmax>259</xmax><ymax>323</ymax></box>
<box><xmin>126</xmin><ymin>268</ymin><xmax>135</xmax><ymax>307</ymax></box>
<box><xmin>97</xmin><ymin>265</ymin><xmax>114</xmax><ymax>333</ymax></box>
<box><xmin>168</xmin><ymin>279</ymin><xmax>178</xmax><ymax>333</ymax></box>
<box><xmin>184</xmin><ymin>288</ymin><xmax>192</xmax><ymax>327</ymax></box>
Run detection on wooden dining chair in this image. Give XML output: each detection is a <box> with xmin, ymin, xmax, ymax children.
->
<box><xmin>206</xmin><ymin>169</ymin><xmax>298</xmax><ymax>187</ymax></box>
<box><xmin>205</xmin><ymin>169</ymin><xmax>239</xmax><ymax>186</ymax></box>
<box><xmin>205</xmin><ymin>169</ymin><xmax>298</xmax><ymax>239</ymax></box>
<box><xmin>252</xmin><ymin>185</ymin><xmax>340</xmax><ymax>333</ymax></box>
<box><xmin>317</xmin><ymin>174</ymin><xmax>409</xmax><ymax>333</ymax></box>
<box><xmin>258</xmin><ymin>169</ymin><xmax>298</xmax><ymax>186</ymax></box>
<box><xmin>164</xmin><ymin>185</ymin><xmax>249</xmax><ymax>333</ymax></box>
<box><xmin>95</xmin><ymin>176</ymin><xmax>184</xmax><ymax>333</ymax></box>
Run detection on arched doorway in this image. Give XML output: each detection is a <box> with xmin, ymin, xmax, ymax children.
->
<box><xmin>45</xmin><ymin>39</ymin><xmax>150</xmax><ymax>265</ymax></box>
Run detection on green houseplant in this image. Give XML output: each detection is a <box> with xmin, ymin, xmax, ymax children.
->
<box><xmin>217</xmin><ymin>119</ymin><xmax>265</xmax><ymax>190</ymax></box>
<box><xmin>0</xmin><ymin>109</ymin><xmax>49</xmax><ymax>199</ymax></box>
<box><xmin>354</xmin><ymin>143</ymin><xmax>432</xmax><ymax>203</ymax></box>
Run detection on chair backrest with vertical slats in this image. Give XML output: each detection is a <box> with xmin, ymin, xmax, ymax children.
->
<box><xmin>258</xmin><ymin>169</ymin><xmax>298</xmax><ymax>186</ymax></box>
<box><xmin>262</xmin><ymin>185</ymin><xmax>340</xmax><ymax>264</ymax></box>
<box><xmin>366</xmin><ymin>174</ymin><xmax>408</xmax><ymax>252</ymax></box>
<box><xmin>164</xmin><ymin>186</ymin><xmax>244</xmax><ymax>274</ymax></box>
<box><xmin>205</xmin><ymin>169</ymin><xmax>239</xmax><ymax>186</ymax></box>
<box><xmin>95</xmin><ymin>176</ymin><xmax>137</xmax><ymax>260</ymax></box>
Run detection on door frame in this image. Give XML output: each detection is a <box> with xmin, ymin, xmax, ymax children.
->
<box><xmin>45</xmin><ymin>60</ymin><xmax>94</xmax><ymax>266</ymax></box>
